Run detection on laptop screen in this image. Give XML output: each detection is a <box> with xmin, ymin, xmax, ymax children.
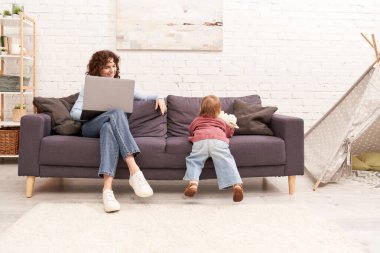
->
<box><xmin>80</xmin><ymin>75</ymin><xmax>135</xmax><ymax>120</ymax></box>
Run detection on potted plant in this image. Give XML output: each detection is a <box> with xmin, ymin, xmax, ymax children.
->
<box><xmin>12</xmin><ymin>104</ymin><xmax>26</xmax><ymax>122</ymax></box>
<box><xmin>12</xmin><ymin>4</ymin><xmax>23</xmax><ymax>18</ymax></box>
<box><xmin>3</xmin><ymin>10</ymin><xmax>11</xmax><ymax>18</ymax></box>
<box><xmin>12</xmin><ymin>7</ymin><xmax>22</xmax><ymax>18</ymax></box>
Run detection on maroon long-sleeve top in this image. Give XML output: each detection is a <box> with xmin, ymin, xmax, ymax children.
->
<box><xmin>188</xmin><ymin>116</ymin><xmax>235</xmax><ymax>144</ymax></box>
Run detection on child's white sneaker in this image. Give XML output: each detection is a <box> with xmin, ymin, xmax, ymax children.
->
<box><xmin>103</xmin><ymin>189</ymin><xmax>120</xmax><ymax>213</ymax></box>
<box><xmin>129</xmin><ymin>171</ymin><xmax>153</xmax><ymax>197</ymax></box>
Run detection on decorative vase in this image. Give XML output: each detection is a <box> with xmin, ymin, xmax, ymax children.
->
<box><xmin>12</xmin><ymin>108</ymin><xmax>26</xmax><ymax>122</ymax></box>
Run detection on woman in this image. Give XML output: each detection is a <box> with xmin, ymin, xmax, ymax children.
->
<box><xmin>70</xmin><ymin>50</ymin><xmax>166</xmax><ymax>212</ymax></box>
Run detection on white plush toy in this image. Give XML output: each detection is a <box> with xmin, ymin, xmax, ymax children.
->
<box><xmin>218</xmin><ymin>111</ymin><xmax>239</xmax><ymax>128</ymax></box>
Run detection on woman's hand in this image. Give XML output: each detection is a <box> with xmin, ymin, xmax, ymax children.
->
<box><xmin>155</xmin><ymin>98</ymin><xmax>167</xmax><ymax>115</ymax></box>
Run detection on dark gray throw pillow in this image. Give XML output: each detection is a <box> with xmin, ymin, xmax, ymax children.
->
<box><xmin>233</xmin><ymin>99</ymin><xmax>277</xmax><ymax>135</ymax></box>
<box><xmin>33</xmin><ymin>93</ymin><xmax>81</xmax><ymax>135</ymax></box>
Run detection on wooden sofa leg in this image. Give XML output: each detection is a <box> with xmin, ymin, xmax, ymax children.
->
<box><xmin>288</xmin><ymin>176</ymin><xmax>295</xmax><ymax>195</ymax></box>
<box><xmin>26</xmin><ymin>176</ymin><xmax>35</xmax><ymax>198</ymax></box>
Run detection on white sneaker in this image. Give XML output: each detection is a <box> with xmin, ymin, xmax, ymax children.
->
<box><xmin>129</xmin><ymin>171</ymin><xmax>153</xmax><ymax>197</ymax></box>
<box><xmin>103</xmin><ymin>189</ymin><xmax>121</xmax><ymax>213</ymax></box>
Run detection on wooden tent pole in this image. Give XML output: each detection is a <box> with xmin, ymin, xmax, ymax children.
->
<box><xmin>371</xmin><ymin>34</ymin><xmax>380</xmax><ymax>61</ymax></box>
<box><xmin>313</xmin><ymin>180</ymin><xmax>321</xmax><ymax>191</ymax></box>
<box><xmin>362</xmin><ymin>33</ymin><xmax>380</xmax><ymax>60</ymax></box>
<box><xmin>361</xmin><ymin>33</ymin><xmax>374</xmax><ymax>48</ymax></box>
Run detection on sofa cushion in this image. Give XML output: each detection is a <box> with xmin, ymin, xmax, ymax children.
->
<box><xmin>129</xmin><ymin>101</ymin><xmax>167</xmax><ymax>137</ymax></box>
<box><xmin>165</xmin><ymin>136</ymin><xmax>193</xmax><ymax>154</ymax></box>
<box><xmin>39</xmin><ymin>135</ymin><xmax>167</xmax><ymax>169</ymax></box>
<box><xmin>167</xmin><ymin>95</ymin><xmax>261</xmax><ymax>137</ymax></box>
<box><xmin>40</xmin><ymin>135</ymin><xmax>100</xmax><ymax>167</ymax></box>
<box><xmin>134</xmin><ymin>137</ymin><xmax>168</xmax><ymax>168</ymax></box>
<box><xmin>229</xmin><ymin>135</ymin><xmax>285</xmax><ymax>166</ymax></box>
<box><xmin>233</xmin><ymin>99</ymin><xmax>278</xmax><ymax>135</ymax></box>
<box><xmin>165</xmin><ymin>135</ymin><xmax>285</xmax><ymax>167</ymax></box>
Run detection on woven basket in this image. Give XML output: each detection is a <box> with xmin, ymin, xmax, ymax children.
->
<box><xmin>0</xmin><ymin>127</ymin><xmax>20</xmax><ymax>155</ymax></box>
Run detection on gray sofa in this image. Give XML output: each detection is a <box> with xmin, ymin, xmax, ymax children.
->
<box><xmin>18</xmin><ymin>95</ymin><xmax>304</xmax><ymax>197</ymax></box>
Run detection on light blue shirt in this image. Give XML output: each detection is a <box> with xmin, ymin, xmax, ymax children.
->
<box><xmin>70</xmin><ymin>86</ymin><xmax>163</xmax><ymax>120</ymax></box>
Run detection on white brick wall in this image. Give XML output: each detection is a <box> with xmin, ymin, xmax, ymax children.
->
<box><xmin>1</xmin><ymin>0</ymin><xmax>380</xmax><ymax>130</ymax></box>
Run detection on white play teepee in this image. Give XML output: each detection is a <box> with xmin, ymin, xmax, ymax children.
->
<box><xmin>305</xmin><ymin>34</ymin><xmax>380</xmax><ymax>190</ymax></box>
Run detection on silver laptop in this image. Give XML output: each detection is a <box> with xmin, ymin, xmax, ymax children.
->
<box><xmin>80</xmin><ymin>75</ymin><xmax>135</xmax><ymax>121</ymax></box>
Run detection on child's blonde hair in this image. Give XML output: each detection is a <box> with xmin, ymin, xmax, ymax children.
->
<box><xmin>200</xmin><ymin>95</ymin><xmax>221</xmax><ymax>118</ymax></box>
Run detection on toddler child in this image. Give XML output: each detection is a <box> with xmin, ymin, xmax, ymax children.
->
<box><xmin>183</xmin><ymin>95</ymin><xmax>243</xmax><ymax>202</ymax></box>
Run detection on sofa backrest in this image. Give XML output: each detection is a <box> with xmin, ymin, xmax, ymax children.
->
<box><xmin>166</xmin><ymin>95</ymin><xmax>261</xmax><ymax>137</ymax></box>
<box><xmin>129</xmin><ymin>100</ymin><xmax>167</xmax><ymax>137</ymax></box>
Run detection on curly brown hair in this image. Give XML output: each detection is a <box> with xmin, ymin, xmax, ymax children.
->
<box><xmin>86</xmin><ymin>50</ymin><xmax>120</xmax><ymax>78</ymax></box>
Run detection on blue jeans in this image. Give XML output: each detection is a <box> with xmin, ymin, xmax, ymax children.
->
<box><xmin>184</xmin><ymin>139</ymin><xmax>243</xmax><ymax>189</ymax></box>
<box><xmin>81</xmin><ymin>109</ymin><xmax>140</xmax><ymax>177</ymax></box>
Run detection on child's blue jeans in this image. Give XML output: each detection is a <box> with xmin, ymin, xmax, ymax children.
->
<box><xmin>184</xmin><ymin>139</ymin><xmax>243</xmax><ymax>189</ymax></box>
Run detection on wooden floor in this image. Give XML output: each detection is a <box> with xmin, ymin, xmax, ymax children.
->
<box><xmin>1</xmin><ymin>158</ymin><xmax>380</xmax><ymax>252</ymax></box>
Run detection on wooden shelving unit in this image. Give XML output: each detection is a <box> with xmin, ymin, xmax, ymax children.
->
<box><xmin>0</xmin><ymin>13</ymin><xmax>36</xmax><ymax>157</ymax></box>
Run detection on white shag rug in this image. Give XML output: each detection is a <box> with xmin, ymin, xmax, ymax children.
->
<box><xmin>0</xmin><ymin>203</ymin><xmax>364</xmax><ymax>253</ymax></box>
